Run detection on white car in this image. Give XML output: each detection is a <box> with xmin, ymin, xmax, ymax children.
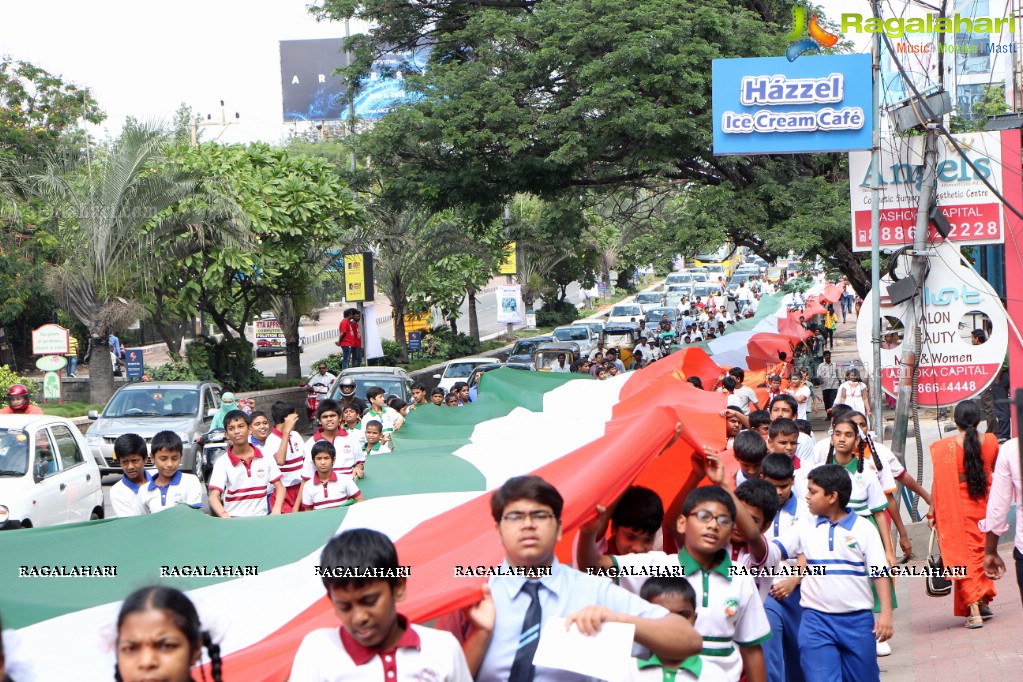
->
<box><xmin>606</xmin><ymin>304</ymin><xmax>643</xmax><ymax>325</ymax></box>
<box><xmin>570</xmin><ymin>319</ymin><xmax>604</xmax><ymax>337</ymax></box>
<box><xmin>433</xmin><ymin>357</ymin><xmax>502</xmax><ymax>392</ymax></box>
<box><xmin>551</xmin><ymin>325</ymin><xmax>598</xmax><ymax>356</ymax></box>
<box><xmin>633</xmin><ymin>292</ymin><xmax>666</xmax><ymax>312</ymax></box>
<box><xmin>0</xmin><ymin>415</ymin><xmax>105</xmax><ymax>529</ymax></box>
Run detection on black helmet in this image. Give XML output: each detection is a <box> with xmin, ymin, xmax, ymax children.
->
<box><xmin>338</xmin><ymin>376</ymin><xmax>356</xmax><ymax>393</ymax></box>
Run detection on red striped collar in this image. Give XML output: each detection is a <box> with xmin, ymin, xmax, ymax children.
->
<box><xmin>340</xmin><ymin>615</ymin><xmax>420</xmax><ymax>664</ymax></box>
<box><xmin>227</xmin><ymin>444</ymin><xmax>264</xmax><ymax>467</ymax></box>
<box><xmin>315</xmin><ymin>471</ymin><xmax>339</xmax><ymax>484</ymax></box>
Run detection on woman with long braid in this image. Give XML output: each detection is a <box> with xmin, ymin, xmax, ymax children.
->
<box><xmin>929</xmin><ymin>399</ymin><xmax>999</xmax><ymax>628</ymax></box>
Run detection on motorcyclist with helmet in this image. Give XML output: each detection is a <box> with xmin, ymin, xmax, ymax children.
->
<box><xmin>336</xmin><ymin>375</ymin><xmax>368</xmax><ymax>414</ymax></box>
<box><xmin>1</xmin><ymin>384</ymin><xmax>44</xmax><ymax>415</ymax></box>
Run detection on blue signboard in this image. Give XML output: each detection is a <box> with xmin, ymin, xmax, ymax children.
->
<box><xmin>712</xmin><ymin>54</ymin><xmax>873</xmax><ymax>155</ymax></box>
<box><xmin>125</xmin><ymin>348</ymin><xmax>145</xmax><ymax>382</ymax></box>
<box><xmin>407</xmin><ymin>331</ymin><xmax>422</xmax><ymax>352</ymax></box>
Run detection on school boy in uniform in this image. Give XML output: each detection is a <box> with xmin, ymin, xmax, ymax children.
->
<box><xmin>263</xmin><ymin>401</ymin><xmax>305</xmax><ymax>513</ymax></box>
<box><xmin>445</xmin><ymin>475</ymin><xmax>702</xmax><ymax>681</ymax></box>
<box><xmin>208</xmin><ymin>410</ymin><xmax>285</xmax><ymax>518</ymax></box>
<box><xmin>771</xmin><ymin>465</ymin><xmax>893</xmax><ymax>682</ymax></box>
<box><xmin>733</xmin><ymin>431</ymin><xmax>768</xmax><ymax>487</ymax></box>
<box><xmin>302</xmin><ymin>399</ymin><xmax>365</xmax><ymax>481</ymax></box>
<box><xmin>290</xmin><ymin>528</ymin><xmax>472</xmax><ymax>681</ymax></box>
<box><xmin>578</xmin><ymin>484</ymin><xmax>771</xmax><ymax>682</ymax></box>
<box><xmin>759</xmin><ymin>454</ymin><xmax>807</xmax><ymax>682</ymax></box>
<box><xmin>572</xmin><ymin>485</ymin><xmax>665</xmax><ymax>568</ymax></box>
<box><xmin>133</xmin><ymin>431</ymin><xmax>203</xmax><ymax>514</ymax></box>
<box><xmin>362</xmin><ymin>420</ymin><xmax>392</xmax><ymax>455</ymax></box>
<box><xmin>364</xmin><ymin>386</ymin><xmax>405</xmax><ymax>441</ymax></box>
<box><xmin>766</xmin><ymin>419</ymin><xmax>801</xmax><ymax>467</ymax></box>
<box><xmin>298</xmin><ymin>441</ymin><xmax>365</xmax><ymax>511</ymax></box>
<box><xmin>109</xmin><ymin>433</ymin><xmax>152</xmax><ymax>517</ymax></box>
<box><xmin>748</xmin><ymin>410</ymin><xmax>771</xmax><ymax>441</ymax></box>
<box><xmin>768</xmin><ymin>396</ymin><xmax>813</xmax><ymax>463</ymax></box>
<box><xmin>625</xmin><ymin>577</ymin><xmax>727</xmax><ymax>682</ymax></box>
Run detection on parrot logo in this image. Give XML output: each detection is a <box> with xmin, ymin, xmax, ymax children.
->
<box><xmin>786</xmin><ymin>6</ymin><xmax>840</xmax><ymax>61</ymax></box>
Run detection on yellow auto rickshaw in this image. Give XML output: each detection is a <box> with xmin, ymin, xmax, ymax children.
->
<box><xmin>600</xmin><ymin>323</ymin><xmax>639</xmax><ymax>368</ymax></box>
<box><xmin>533</xmin><ymin>342</ymin><xmax>578</xmax><ymax>372</ymax></box>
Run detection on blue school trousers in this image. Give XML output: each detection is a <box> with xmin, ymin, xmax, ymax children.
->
<box><xmin>799</xmin><ymin>608</ymin><xmax>879</xmax><ymax>682</ymax></box>
<box><xmin>764</xmin><ymin>586</ymin><xmax>804</xmax><ymax>682</ymax></box>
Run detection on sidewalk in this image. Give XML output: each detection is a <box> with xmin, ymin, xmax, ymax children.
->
<box><xmin>881</xmin><ymin>544</ymin><xmax>1023</xmax><ymax>681</ymax></box>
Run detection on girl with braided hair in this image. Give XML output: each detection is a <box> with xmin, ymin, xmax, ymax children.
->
<box><xmin>115</xmin><ymin>586</ymin><xmax>222</xmax><ymax>682</ymax></box>
<box><xmin>929</xmin><ymin>399</ymin><xmax>999</xmax><ymax>628</ymax></box>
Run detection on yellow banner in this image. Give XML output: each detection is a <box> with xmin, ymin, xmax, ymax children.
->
<box><xmin>498</xmin><ymin>242</ymin><xmax>517</xmax><ymax>275</ymax></box>
<box><xmin>344</xmin><ymin>254</ymin><xmax>367</xmax><ymax>302</ymax></box>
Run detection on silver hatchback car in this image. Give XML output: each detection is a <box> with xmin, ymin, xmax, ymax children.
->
<box><xmin>85</xmin><ymin>381</ymin><xmax>223</xmax><ymax>483</ymax></box>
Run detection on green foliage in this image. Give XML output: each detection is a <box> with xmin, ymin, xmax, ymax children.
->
<box><xmin>185</xmin><ymin>336</ymin><xmax>263</xmax><ymax>391</ymax></box>
<box><xmin>379</xmin><ymin>339</ymin><xmax>403</xmax><ymax>365</ymax></box>
<box><xmin>949</xmin><ymin>84</ymin><xmax>1008</xmax><ymax>133</ymax></box>
<box><xmin>420</xmin><ymin>333</ymin><xmax>451</xmax><ymax>361</ymax></box>
<box><xmin>447</xmin><ymin>333</ymin><xmax>481</xmax><ymax>359</ymax></box>
<box><xmin>536</xmin><ymin>301</ymin><xmax>579</xmax><ymax>328</ymax></box>
<box><xmin>147</xmin><ymin>359</ymin><xmax>198</xmax><ymax>382</ymax></box>
<box><xmin>313</xmin><ymin>352</ymin><xmax>345</xmax><ymax>376</ymax></box>
<box><xmin>0</xmin><ymin>365</ymin><xmax>32</xmax><ymax>400</ymax></box>
<box><xmin>41</xmin><ymin>402</ymin><xmax>105</xmax><ymax>418</ymax></box>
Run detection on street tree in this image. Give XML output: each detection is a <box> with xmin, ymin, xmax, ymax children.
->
<box><xmin>34</xmin><ymin>125</ymin><xmax>197</xmax><ymax>403</ymax></box>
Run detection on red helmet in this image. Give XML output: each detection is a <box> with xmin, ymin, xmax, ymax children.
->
<box><xmin>6</xmin><ymin>384</ymin><xmax>30</xmax><ymax>412</ymax></box>
<box><xmin>7</xmin><ymin>384</ymin><xmax>29</xmax><ymax>398</ymax></box>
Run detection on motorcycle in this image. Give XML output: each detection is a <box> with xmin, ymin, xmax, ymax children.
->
<box><xmin>196</xmin><ymin>428</ymin><xmax>228</xmax><ymax>484</ymax></box>
<box><xmin>304</xmin><ymin>382</ymin><xmax>330</xmax><ymax>426</ymax></box>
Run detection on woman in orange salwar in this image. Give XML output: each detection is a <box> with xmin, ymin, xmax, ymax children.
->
<box><xmin>928</xmin><ymin>399</ymin><xmax>998</xmax><ymax>628</ymax></box>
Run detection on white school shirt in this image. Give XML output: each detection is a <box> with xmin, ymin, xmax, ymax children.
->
<box><xmin>763</xmin><ymin>492</ymin><xmax>809</xmax><ymax>591</ymax></box>
<box><xmin>363</xmin><ymin>406</ymin><xmax>401</xmax><ymax>435</ymax></box>
<box><xmin>611</xmin><ymin>549</ymin><xmax>771</xmax><ymax>682</ymax></box>
<box><xmin>624</xmin><ymin>654</ymin><xmax>728</xmax><ymax>682</ymax></box>
<box><xmin>134</xmin><ymin>471</ymin><xmax>203</xmax><ymax>514</ymax></box>
<box><xmin>301</xmin><ymin>429</ymin><xmax>363</xmax><ymax>479</ymax></box>
<box><xmin>301</xmin><ymin>471</ymin><xmax>361</xmax><ymax>510</ymax></box>
<box><xmin>109</xmin><ymin>472</ymin><xmax>152</xmax><ymax>517</ymax></box>
<box><xmin>731</xmin><ymin>386</ymin><xmax>759</xmax><ymax>415</ymax></box>
<box><xmin>807</xmin><ymin>436</ymin><xmax>901</xmax><ymax>494</ymax></box>
<box><xmin>793</xmin><ymin>385</ymin><xmax>811</xmax><ymax>421</ymax></box>
<box><xmin>263</xmin><ymin>427</ymin><xmax>306</xmax><ymax>488</ymax></box>
<box><xmin>208</xmin><ymin>445</ymin><xmax>282</xmax><ymax>517</ymax></box>
<box><xmin>290</xmin><ymin>619</ymin><xmax>472</xmax><ymax>682</ymax></box>
<box><xmin>772</xmin><ymin>511</ymin><xmax>887</xmax><ymax>613</ymax></box>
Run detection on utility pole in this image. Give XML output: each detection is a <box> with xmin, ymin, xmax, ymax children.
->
<box><xmin>504</xmin><ymin>203</ymin><xmax>515</xmax><ymax>340</ymax></box>
<box><xmin>190</xmin><ymin>100</ymin><xmax>240</xmax><ymax>147</ymax></box>
<box><xmin>890</xmin><ymin>126</ymin><xmax>939</xmax><ymax>465</ymax></box>
<box><xmin>869</xmin><ymin>0</ymin><xmax>884</xmax><ymax>435</ymax></box>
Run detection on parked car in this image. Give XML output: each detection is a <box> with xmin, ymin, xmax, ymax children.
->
<box><xmin>331</xmin><ymin>366</ymin><xmax>413</xmax><ymax>403</ymax></box>
<box><xmin>551</xmin><ymin>325</ymin><xmax>598</xmax><ymax>356</ymax></box>
<box><xmin>0</xmin><ymin>414</ymin><xmax>106</xmax><ymax>529</ymax></box>
<box><xmin>510</xmin><ymin>335</ymin><xmax>554</xmax><ymax>358</ymax></box>
<box><xmin>606</xmin><ymin>304</ymin><xmax>643</xmax><ymax>324</ymax></box>
<box><xmin>86</xmin><ymin>381</ymin><xmax>222</xmax><ymax>483</ymax></box>
<box><xmin>570</xmin><ymin>320</ymin><xmax>604</xmax><ymax>338</ymax></box>
<box><xmin>633</xmin><ymin>291</ymin><xmax>666</xmax><ymax>312</ymax></box>
<box><xmin>433</xmin><ymin>357</ymin><xmax>502</xmax><ymax>392</ymax></box>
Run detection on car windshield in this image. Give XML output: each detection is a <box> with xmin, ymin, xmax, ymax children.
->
<box><xmin>103</xmin><ymin>389</ymin><xmax>201</xmax><ymax>418</ymax></box>
<box><xmin>553</xmin><ymin>328</ymin><xmax>589</xmax><ymax>341</ymax></box>
<box><xmin>444</xmin><ymin>362</ymin><xmax>488</xmax><ymax>378</ymax></box>
<box><xmin>611</xmin><ymin>305</ymin><xmax>641</xmax><ymax>316</ymax></box>
<box><xmin>691</xmin><ymin>273</ymin><xmax>709</xmax><ymax>282</ymax></box>
<box><xmin>635</xmin><ymin>293</ymin><xmax>662</xmax><ymax>303</ymax></box>
<box><xmin>507</xmin><ymin>355</ymin><xmax>534</xmax><ymax>364</ymax></box>
<box><xmin>0</xmin><ymin>429</ymin><xmax>29</xmax><ymax>476</ymax></box>
<box><xmin>666</xmin><ymin>274</ymin><xmax>692</xmax><ymax>284</ymax></box>
<box><xmin>693</xmin><ymin>286</ymin><xmax>714</xmax><ymax>297</ymax></box>
<box><xmin>352</xmin><ymin>377</ymin><xmax>405</xmax><ymax>400</ymax></box>
<box><xmin>512</xmin><ymin>339</ymin><xmax>545</xmax><ymax>355</ymax></box>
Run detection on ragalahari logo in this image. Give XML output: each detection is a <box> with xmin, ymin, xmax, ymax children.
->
<box><xmin>786</xmin><ymin>6</ymin><xmax>840</xmax><ymax>61</ymax></box>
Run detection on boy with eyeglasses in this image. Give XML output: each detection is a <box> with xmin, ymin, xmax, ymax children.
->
<box><xmin>578</xmin><ymin>483</ymin><xmax>770</xmax><ymax>682</ymax></box>
<box><xmin>444</xmin><ymin>475</ymin><xmax>702</xmax><ymax>681</ymax></box>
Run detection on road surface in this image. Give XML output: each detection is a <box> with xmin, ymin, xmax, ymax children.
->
<box><xmin>255</xmin><ymin>283</ymin><xmax>582</xmax><ymax>375</ymax></box>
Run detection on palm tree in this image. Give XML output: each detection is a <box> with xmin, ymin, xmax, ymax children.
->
<box><xmin>34</xmin><ymin>124</ymin><xmax>198</xmax><ymax>403</ymax></box>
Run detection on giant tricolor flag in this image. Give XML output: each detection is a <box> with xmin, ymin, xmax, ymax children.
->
<box><xmin>2</xmin><ymin>349</ymin><xmax>749</xmax><ymax>681</ymax></box>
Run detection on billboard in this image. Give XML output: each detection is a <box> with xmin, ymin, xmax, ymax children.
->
<box><xmin>280</xmin><ymin>39</ymin><xmax>427</xmax><ymax>123</ymax></box>
<box><xmin>849</xmin><ymin>129</ymin><xmax>1019</xmax><ymax>251</ymax></box>
<box><xmin>712</xmin><ymin>54</ymin><xmax>873</xmax><ymax>155</ymax></box>
<box><xmin>280</xmin><ymin>39</ymin><xmax>350</xmax><ymax>123</ymax></box>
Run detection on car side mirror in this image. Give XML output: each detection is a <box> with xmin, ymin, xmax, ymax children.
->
<box><xmin>207</xmin><ymin>408</ymin><xmax>217</xmax><ymax>418</ymax></box>
<box><xmin>432</xmin><ymin>374</ymin><xmax>441</xmax><ymax>380</ymax></box>
<box><xmin>87</xmin><ymin>410</ymin><xmax>99</xmax><ymax>420</ymax></box>
<box><xmin>603</xmin><ymin>312</ymin><xmax>609</xmax><ymax>317</ymax></box>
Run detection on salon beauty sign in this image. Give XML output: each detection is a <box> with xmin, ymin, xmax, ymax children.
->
<box><xmin>712</xmin><ymin>54</ymin><xmax>873</xmax><ymax>155</ymax></box>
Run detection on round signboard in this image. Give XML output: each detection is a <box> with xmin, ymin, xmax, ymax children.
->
<box><xmin>856</xmin><ymin>242</ymin><xmax>1007</xmax><ymax>408</ymax></box>
<box><xmin>36</xmin><ymin>355</ymin><xmax>68</xmax><ymax>372</ymax></box>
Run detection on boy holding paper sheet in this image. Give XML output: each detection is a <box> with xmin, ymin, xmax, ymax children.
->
<box><xmin>625</xmin><ymin>577</ymin><xmax>727</xmax><ymax>681</ymax></box>
<box><xmin>445</xmin><ymin>475</ymin><xmax>702</xmax><ymax>681</ymax></box>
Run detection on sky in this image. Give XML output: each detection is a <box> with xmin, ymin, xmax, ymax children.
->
<box><xmin>1</xmin><ymin>0</ymin><xmax>367</xmax><ymax>144</ymax></box>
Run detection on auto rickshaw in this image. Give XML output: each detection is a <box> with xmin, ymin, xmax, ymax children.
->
<box><xmin>533</xmin><ymin>342</ymin><xmax>579</xmax><ymax>372</ymax></box>
<box><xmin>599</xmin><ymin>323</ymin><xmax>638</xmax><ymax>368</ymax></box>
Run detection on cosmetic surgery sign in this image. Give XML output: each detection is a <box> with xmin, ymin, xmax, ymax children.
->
<box><xmin>712</xmin><ymin>54</ymin><xmax>873</xmax><ymax>155</ymax></box>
